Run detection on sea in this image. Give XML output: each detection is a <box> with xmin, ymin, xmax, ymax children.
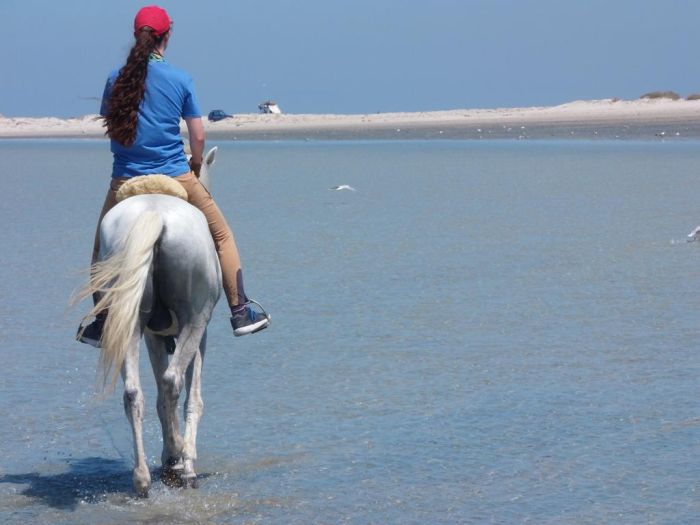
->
<box><xmin>0</xmin><ymin>137</ymin><xmax>699</xmax><ymax>524</ymax></box>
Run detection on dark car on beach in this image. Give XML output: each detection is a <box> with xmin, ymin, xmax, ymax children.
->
<box><xmin>208</xmin><ymin>109</ymin><xmax>233</xmax><ymax>122</ymax></box>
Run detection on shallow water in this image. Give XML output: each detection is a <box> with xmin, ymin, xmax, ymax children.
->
<box><xmin>1</xmin><ymin>139</ymin><xmax>699</xmax><ymax>524</ymax></box>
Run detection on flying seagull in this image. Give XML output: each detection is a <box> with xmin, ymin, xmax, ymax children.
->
<box><xmin>330</xmin><ymin>185</ymin><xmax>356</xmax><ymax>191</ymax></box>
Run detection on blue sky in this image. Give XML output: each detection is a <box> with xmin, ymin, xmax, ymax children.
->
<box><xmin>2</xmin><ymin>0</ymin><xmax>699</xmax><ymax>117</ymax></box>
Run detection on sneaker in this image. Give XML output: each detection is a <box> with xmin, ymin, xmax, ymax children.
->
<box><xmin>76</xmin><ymin>313</ymin><xmax>106</xmax><ymax>348</ymax></box>
<box><xmin>230</xmin><ymin>299</ymin><xmax>270</xmax><ymax>337</ymax></box>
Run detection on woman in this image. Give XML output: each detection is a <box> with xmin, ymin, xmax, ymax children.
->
<box><xmin>78</xmin><ymin>5</ymin><xmax>269</xmax><ymax>346</ymax></box>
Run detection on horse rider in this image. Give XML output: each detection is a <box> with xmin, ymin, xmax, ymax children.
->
<box><xmin>78</xmin><ymin>5</ymin><xmax>270</xmax><ymax>346</ymax></box>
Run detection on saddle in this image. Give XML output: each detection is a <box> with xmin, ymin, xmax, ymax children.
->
<box><xmin>116</xmin><ymin>174</ymin><xmax>188</xmax><ymax>203</ymax></box>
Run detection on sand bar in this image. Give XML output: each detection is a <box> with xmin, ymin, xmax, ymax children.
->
<box><xmin>1</xmin><ymin>98</ymin><xmax>699</xmax><ymax>140</ymax></box>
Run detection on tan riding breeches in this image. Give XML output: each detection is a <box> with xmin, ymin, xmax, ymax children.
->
<box><xmin>91</xmin><ymin>171</ymin><xmax>245</xmax><ymax>308</ymax></box>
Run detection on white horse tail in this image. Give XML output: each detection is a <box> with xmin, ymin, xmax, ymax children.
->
<box><xmin>82</xmin><ymin>210</ymin><xmax>164</xmax><ymax>389</ymax></box>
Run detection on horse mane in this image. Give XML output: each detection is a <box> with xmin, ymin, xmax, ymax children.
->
<box><xmin>116</xmin><ymin>174</ymin><xmax>188</xmax><ymax>203</ymax></box>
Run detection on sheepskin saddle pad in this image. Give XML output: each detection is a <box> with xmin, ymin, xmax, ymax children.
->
<box><xmin>115</xmin><ymin>174</ymin><xmax>188</xmax><ymax>203</ymax></box>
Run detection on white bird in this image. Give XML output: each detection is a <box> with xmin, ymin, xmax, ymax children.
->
<box><xmin>687</xmin><ymin>225</ymin><xmax>700</xmax><ymax>242</ymax></box>
<box><xmin>330</xmin><ymin>185</ymin><xmax>356</xmax><ymax>191</ymax></box>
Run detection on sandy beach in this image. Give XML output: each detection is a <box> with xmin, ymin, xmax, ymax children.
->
<box><xmin>1</xmin><ymin>98</ymin><xmax>699</xmax><ymax>140</ymax></box>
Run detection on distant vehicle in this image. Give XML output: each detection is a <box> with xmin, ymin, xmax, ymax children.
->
<box><xmin>208</xmin><ymin>109</ymin><xmax>233</xmax><ymax>122</ymax></box>
<box><xmin>258</xmin><ymin>101</ymin><xmax>282</xmax><ymax>114</ymax></box>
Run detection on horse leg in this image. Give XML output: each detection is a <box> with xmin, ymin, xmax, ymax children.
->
<box><xmin>162</xmin><ymin>324</ymin><xmax>206</xmax><ymax>488</ymax></box>
<box><xmin>181</xmin><ymin>331</ymin><xmax>207</xmax><ymax>488</ymax></box>
<box><xmin>146</xmin><ymin>332</ymin><xmax>184</xmax><ymax>486</ymax></box>
<box><xmin>121</xmin><ymin>331</ymin><xmax>151</xmax><ymax>497</ymax></box>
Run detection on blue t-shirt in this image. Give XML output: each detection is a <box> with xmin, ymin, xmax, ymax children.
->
<box><xmin>101</xmin><ymin>58</ymin><xmax>202</xmax><ymax>178</ymax></box>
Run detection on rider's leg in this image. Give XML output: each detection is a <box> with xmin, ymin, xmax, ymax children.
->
<box><xmin>174</xmin><ymin>171</ymin><xmax>269</xmax><ymax>336</ymax></box>
<box><xmin>174</xmin><ymin>171</ymin><xmax>245</xmax><ymax>306</ymax></box>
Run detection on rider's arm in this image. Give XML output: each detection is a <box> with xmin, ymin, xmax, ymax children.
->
<box><xmin>185</xmin><ymin>116</ymin><xmax>205</xmax><ymax>176</ymax></box>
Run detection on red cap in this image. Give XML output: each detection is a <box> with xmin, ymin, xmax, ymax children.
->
<box><xmin>134</xmin><ymin>5</ymin><xmax>172</xmax><ymax>36</ymax></box>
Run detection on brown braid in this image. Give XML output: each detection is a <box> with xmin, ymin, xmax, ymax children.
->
<box><xmin>103</xmin><ymin>29</ymin><xmax>167</xmax><ymax>146</ymax></box>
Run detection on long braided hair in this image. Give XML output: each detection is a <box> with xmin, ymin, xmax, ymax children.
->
<box><xmin>103</xmin><ymin>28</ymin><xmax>168</xmax><ymax>146</ymax></box>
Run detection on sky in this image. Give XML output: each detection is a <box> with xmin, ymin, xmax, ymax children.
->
<box><xmin>2</xmin><ymin>0</ymin><xmax>700</xmax><ymax>117</ymax></box>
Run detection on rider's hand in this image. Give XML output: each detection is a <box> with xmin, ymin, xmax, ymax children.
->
<box><xmin>189</xmin><ymin>158</ymin><xmax>202</xmax><ymax>177</ymax></box>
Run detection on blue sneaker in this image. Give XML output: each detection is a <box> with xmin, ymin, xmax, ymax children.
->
<box><xmin>230</xmin><ymin>300</ymin><xmax>270</xmax><ymax>337</ymax></box>
<box><xmin>76</xmin><ymin>313</ymin><xmax>106</xmax><ymax>348</ymax></box>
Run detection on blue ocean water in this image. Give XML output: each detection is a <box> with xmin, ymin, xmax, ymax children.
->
<box><xmin>0</xmin><ymin>139</ymin><xmax>699</xmax><ymax>524</ymax></box>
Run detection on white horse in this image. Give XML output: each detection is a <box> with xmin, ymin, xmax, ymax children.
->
<box><xmin>77</xmin><ymin>147</ymin><xmax>221</xmax><ymax>496</ymax></box>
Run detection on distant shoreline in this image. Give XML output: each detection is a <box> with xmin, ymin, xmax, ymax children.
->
<box><xmin>2</xmin><ymin>98</ymin><xmax>699</xmax><ymax>140</ymax></box>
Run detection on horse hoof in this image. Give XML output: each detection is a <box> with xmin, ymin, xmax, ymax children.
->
<box><xmin>133</xmin><ymin>468</ymin><xmax>151</xmax><ymax>497</ymax></box>
<box><xmin>134</xmin><ymin>479</ymin><xmax>151</xmax><ymax>498</ymax></box>
<box><xmin>161</xmin><ymin>466</ymin><xmax>183</xmax><ymax>488</ymax></box>
<box><xmin>181</xmin><ymin>475</ymin><xmax>198</xmax><ymax>489</ymax></box>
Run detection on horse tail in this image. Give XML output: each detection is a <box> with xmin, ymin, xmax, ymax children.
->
<box><xmin>81</xmin><ymin>210</ymin><xmax>164</xmax><ymax>389</ymax></box>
